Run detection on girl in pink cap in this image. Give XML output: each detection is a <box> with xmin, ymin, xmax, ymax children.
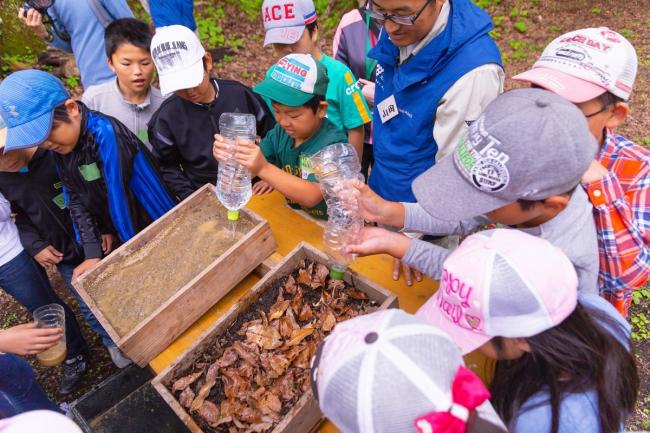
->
<box><xmin>416</xmin><ymin>229</ymin><xmax>638</xmax><ymax>433</ymax></box>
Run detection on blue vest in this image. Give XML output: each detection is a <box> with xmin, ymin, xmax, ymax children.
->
<box><xmin>368</xmin><ymin>0</ymin><xmax>502</xmax><ymax>202</ymax></box>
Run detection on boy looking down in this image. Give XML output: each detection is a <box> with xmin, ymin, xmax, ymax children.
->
<box><xmin>213</xmin><ymin>54</ymin><xmax>347</xmax><ymax>220</ymax></box>
<box><xmin>513</xmin><ymin>28</ymin><xmax>650</xmax><ymax>317</ymax></box>
<box><xmin>261</xmin><ymin>0</ymin><xmax>371</xmax><ymax>158</ymax></box>
<box><xmin>347</xmin><ymin>89</ymin><xmax>601</xmax><ymax>295</ymax></box>
<box><xmin>148</xmin><ymin>25</ymin><xmax>275</xmax><ymax>201</ymax></box>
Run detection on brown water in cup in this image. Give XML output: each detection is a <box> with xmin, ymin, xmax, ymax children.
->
<box><xmin>33</xmin><ymin>304</ymin><xmax>66</xmax><ymax>367</ymax></box>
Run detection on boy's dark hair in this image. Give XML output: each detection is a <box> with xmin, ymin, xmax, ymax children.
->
<box><xmin>104</xmin><ymin>18</ymin><xmax>153</xmax><ymax>59</ymax></box>
<box><xmin>52</xmin><ymin>103</ymin><xmax>72</xmax><ymax>127</ymax></box>
<box><xmin>306</xmin><ymin>21</ymin><xmax>318</xmax><ymax>37</ymax></box>
<box><xmin>599</xmin><ymin>91</ymin><xmax>626</xmax><ymax>106</ymax></box>
<box><xmin>490</xmin><ymin>303</ymin><xmax>639</xmax><ymax>433</ymax></box>
<box><xmin>303</xmin><ymin>95</ymin><xmax>324</xmax><ymax>113</ymax></box>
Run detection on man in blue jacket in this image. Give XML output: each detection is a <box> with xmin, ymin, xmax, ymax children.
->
<box><xmin>367</xmin><ymin>0</ymin><xmax>504</xmax><ymax>285</ymax></box>
<box><xmin>18</xmin><ymin>0</ymin><xmax>133</xmax><ymax>88</ymax></box>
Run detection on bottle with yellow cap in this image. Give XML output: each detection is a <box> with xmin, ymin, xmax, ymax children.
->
<box><xmin>216</xmin><ymin>113</ymin><xmax>254</xmax><ymax>222</ymax></box>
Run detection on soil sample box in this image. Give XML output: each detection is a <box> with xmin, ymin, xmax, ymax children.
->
<box><xmin>74</xmin><ymin>184</ymin><xmax>277</xmax><ymax>366</ymax></box>
<box><xmin>152</xmin><ymin>242</ymin><xmax>398</xmax><ymax>433</ymax></box>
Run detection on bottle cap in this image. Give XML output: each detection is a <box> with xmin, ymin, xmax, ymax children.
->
<box><xmin>227</xmin><ymin>210</ymin><xmax>239</xmax><ymax>221</ymax></box>
<box><xmin>329</xmin><ymin>268</ymin><xmax>346</xmax><ymax>280</ymax></box>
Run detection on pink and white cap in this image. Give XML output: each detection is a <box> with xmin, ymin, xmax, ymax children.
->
<box><xmin>513</xmin><ymin>27</ymin><xmax>638</xmax><ymax>103</ymax></box>
<box><xmin>262</xmin><ymin>0</ymin><xmax>318</xmax><ymax>47</ymax></box>
<box><xmin>416</xmin><ymin>229</ymin><xmax>578</xmax><ymax>355</ymax></box>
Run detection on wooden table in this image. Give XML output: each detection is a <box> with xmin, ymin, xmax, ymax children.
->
<box><xmin>150</xmin><ymin>191</ymin><xmax>492</xmax><ymax>432</ymax></box>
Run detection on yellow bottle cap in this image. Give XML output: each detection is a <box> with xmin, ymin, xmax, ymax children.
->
<box><xmin>227</xmin><ymin>210</ymin><xmax>239</xmax><ymax>221</ymax></box>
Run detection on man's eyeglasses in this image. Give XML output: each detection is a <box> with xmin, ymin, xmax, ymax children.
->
<box><xmin>366</xmin><ymin>0</ymin><xmax>434</xmax><ymax>26</ymax></box>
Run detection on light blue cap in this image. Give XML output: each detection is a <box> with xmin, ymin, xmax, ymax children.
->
<box><xmin>0</xmin><ymin>69</ymin><xmax>70</xmax><ymax>153</ymax></box>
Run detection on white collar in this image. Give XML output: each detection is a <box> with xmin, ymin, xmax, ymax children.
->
<box><xmin>399</xmin><ymin>1</ymin><xmax>450</xmax><ymax>64</ymax></box>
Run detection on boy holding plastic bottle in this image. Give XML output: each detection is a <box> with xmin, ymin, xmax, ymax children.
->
<box><xmin>213</xmin><ymin>54</ymin><xmax>347</xmax><ymax>220</ymax></box>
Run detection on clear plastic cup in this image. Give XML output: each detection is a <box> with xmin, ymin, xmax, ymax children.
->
<box><xmin>33</xmin><ymin>304</ymin><xmax>66</xmax><ymax>367</ymax></box>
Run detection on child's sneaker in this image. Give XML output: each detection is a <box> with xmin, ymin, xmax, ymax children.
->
<box><xmin>59</xmin><ymin>355</ymin><xmax>87</xmax><ymax>395</ymax></box>
<box><xmin>106</xmin><ymin>345</ymin><xmax>132</xmax><ymax>369</ymax></box>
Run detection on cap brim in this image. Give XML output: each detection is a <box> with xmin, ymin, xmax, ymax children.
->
<box><xmin>417</xmin><ymin>293</ymin><xmax>490</xmax><ymax>355</ymax></box>
<box><xmin>158</xmin><ymin>57</ymin><xmax>205</xmax><ymax>96</ymax></box>
<box><xmin>254</xmin><ymin>79</ymin><xmax>313</xmax><ymax>107</ymax></box>
<box><xmin>512</xmin><ymin>67</ymin><xmax>607</xmax><ymax>104</ymax></box>
<box><xmin>412</xmin><ymin>154</ymin><xmax>510</xmax><ymax>221</ymax></box>
<box><xmin>3</xmin><ymin>110</ymin><xmax>53</xmax><ymax>153</ymax></box>
<box><xmin>263</xmin><ymin>26</ymin><xmax>305</xmax><ymax>47</ymax></box>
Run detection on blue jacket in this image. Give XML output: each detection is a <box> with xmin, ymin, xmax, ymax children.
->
<box><xmin>49</xmin><ymin>0</ymin><xmax>133</xmax><ymax>88</ymax></box>
<box><xmin>368</xmin><ymin>0</ymin><xmax>502</xmax><ymax>202</ymax></box>
<box><xmin>149</xmin><ymin>0</ymin><xmax>196</xmax><ymax>30</ymax></box>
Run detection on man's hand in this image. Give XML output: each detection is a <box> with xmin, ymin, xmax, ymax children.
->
<box><xmin>34</xmin><ymin>245</ymin><xmax>64</xmax><ymax>270</ymax></box>
<box><xmin>582</xmin><ymin>160</ymin><xmax>609</xmax><ymax>184</ymax></box>
<box><xmin>253</xmin><ymin>180</ymin><xmax>274</xmax><ymax>195</ymax></box>
<box><xmin>17</xmin><ymin>7</ymin><xmax>49</xmax><ymax>39</ymax></box>
<box><xmin>72</xmin><ymin>258</ymin><xmax>101</xmax><ymax>281</ymax></box>
<box><xmin>0</xmin><ymin>323</ymin><xmax>63</xmax><ymax>356</ymax></box>
<box><xmin>359</xmin><ymin>79</ymin><xmax>376</xmax><ymax>107</ymax></box>
<box><xmin>101</xmin><ymin>234</ymin><xmax>117</xmax><ymax>255</ymax></box>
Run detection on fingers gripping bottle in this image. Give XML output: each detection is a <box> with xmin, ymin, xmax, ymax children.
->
<box><xmin>216</xmin><ymin>113</ymin><xmax>254</xmax><ymax>221</ymax></box>
<box><xmin>310</xmin><ymin>143</ymin><xmax>364</xmax><ymax>280</ymax></box>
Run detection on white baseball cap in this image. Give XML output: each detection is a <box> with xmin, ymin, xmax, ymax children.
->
<box><xmin>417</xmin><ymin>229</ymin><xmax>579</xmax><ymax>355</ymax></box>
<box><xmin>513</xmin><ymin>27</ymin><xmax>638</xmax><ymax>103</ymax></box>
<box><xmin>261</xmin><ymin>0</ymin><xmax>318</xmax><ymax>47</ymax></box>
<box><xmin>150</xmin><ymin>25</ymin><xmax>206</xmax><ymax>96</ymax></box>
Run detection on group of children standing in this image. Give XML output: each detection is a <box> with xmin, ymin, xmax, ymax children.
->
<box><xmin>0</xmin><ymin>1</ymin><xmax>648</xmax><ymax>432</ymax></box>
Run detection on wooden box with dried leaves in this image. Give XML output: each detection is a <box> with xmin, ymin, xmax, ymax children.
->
<box><xmin>152</xmin><ymin>242</ymin><xmax>398</xmax><ymax>433</ymax></box>
<box><xmin>74</xmin><ymin>184</ymin><xmax>277</xmax><ymax>367</ymax></box>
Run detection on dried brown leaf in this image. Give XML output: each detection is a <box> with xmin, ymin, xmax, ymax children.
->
<box><xmin>348</xmin><ymin>289</ymin><xmax>368</xmax><ymax>300</ymax></box>
<box><xmin>268</xmin><ymin>300</ymin><xmax>290</xmax><ymax>321</ymax></box>
<box><xmin>297</xmin><ymin>304</ymin><xmax>314</xmax><ymax>322</ymax></box>
<box><xmin>233</xmin><ymin>341</ymin><xmax>259</xmax><ymax>365</ymax></box>
<box><xmin>220</xmin><ymin>398</ymin><xmax>245</xmax><ymax>418</ymax></box>
<box><xmin>297</xmin><ymin>268</ymin><xmax>311</xmax><ymax>286</ymax></box>
<box><xmin>279</xmin><ymin>316</ymin><xmax>294</xmax><ymax>339</ymax></box>
<box><xmin>190</xmin><ymin>379</ymin><xmax>216</xmax><ymax>412</ymax></box>
<box><xmin>327</xmin><ymin>278</ymin><xmax>346</xmax><ymax>293</ymax></box>
<box><xmin>284</xmin><ymin>275</ymin><xmax>297</xmax><ymax>295</ymax></box>
<box><xmin>312</xmin><ymin>263</ymin><xmax>329</xmax><ymax>288</ymax></box>
<box><xmin>240</xmin><ymin>406</ymin><xmax>264</xmax><ymax>423</ymax></box>
<box><xmin>287</xmin><ymin>326</ymin><xmax>314</xmax><ymax>346</ymax></box>
<box><xmin>238</xmin><ymin>319</ymin><xmax>263</xmax><ymax>336</ymax></box>
<box><xmin>244</xmin><ymin>422</ymin><xmax>273</xmax><ymax>433</ymax></box>
<box><xmin>260</xmin><ymin>352</ymin><xmax>290</xmax><ymax>378</ymax></box>
<box><xmin>197</xmin><ymin>400</ymin><xmax>221</xmax><ymax>426</ymax></box>
<box><xmin>322</xmin><ymin>310</ymin><xmax>337</xmax><ymax>332</ymax></box>
<box><xmin>294</xmin><ymin>341</ymin><xmax>316</xmax><ymax>369</ymax></box>
<box><xmin>222</xmin><ymin>369</ymin><xmax>250</xmax><ymax>400</ymax></box>
<box><xmin>179</xmin><ymin>386</ymin><xmax>195</xmax><ymax>408</ymax></box>
<box><xmin>271</xmin><ymin>370</ymin><xmax>296</xmax><ymax>401</ymax></box>
<box><xmin>290</xmin><ymin>286</ymin><xmax>304</xmax><ymax>316</ymax></box>
<box><xmin>172</xmin><ymin>372</ymin><xmax>202</xmax><ymax>393</ymax></box>
<box><xmin>257</xmin><ymin>392</ymin><xmax>281</xmax><ymax>415</ymax></box>
<box><xmin>246</xmin><ymin>324</ymin><xmax>283</xmax><ymax>350</ymax></box>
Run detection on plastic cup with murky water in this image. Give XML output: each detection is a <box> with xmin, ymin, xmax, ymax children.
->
<box><xmin>33</xmin><ymin>304</ymin><xmax>66</xmax><ymax>367</ymax></box>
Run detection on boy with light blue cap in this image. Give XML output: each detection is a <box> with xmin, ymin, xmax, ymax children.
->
<box><xmin>0</xmin><ymin>70</ymin><xmax>176</xmax><ymax>282</ymax></box>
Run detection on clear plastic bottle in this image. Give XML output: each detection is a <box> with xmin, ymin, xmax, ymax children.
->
<box><xmin>310</xmin><ymin>143</ymin><xmax>364</xmax><ymax>279</ymax></box>
<box><xmin>216</xmin><ymin>113</ymin><xmax>255</xmax><ymax>221</ymax></box>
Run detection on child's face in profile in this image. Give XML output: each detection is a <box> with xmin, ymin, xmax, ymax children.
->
<box><xmin>108</xmin><ymin>43</ymin><xmax>155</xmax><ymax>96</ymax></box>
<box><xmin>575</xmin><ymin>96</ymin><xmax>627</xmax><ymax>145</ymax></box>
<box><xmin>39</xmin><ymin>100</ymin><xmax>82</xmax><ymax>155</ymax></box>
<box><xmin>272</xmin><ymin>100</ymin><xmax>327</xmax><ymax>143</ymax></box>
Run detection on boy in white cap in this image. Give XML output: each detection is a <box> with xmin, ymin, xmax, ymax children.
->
<box><xmin>148</xmin><ymin>25</ymin><xmax>275</xmax><ymax>200</ymax></box>
<box><xmin>213</xmin><ymin>54</ymin><xmax>347</xmax><ymax>219</ymax></box>
<box><xmin>346</xmin><ymin>89</ymin><xmax>600</xmax><ymax>294</ymax></box>
<box><xmin>513</xmin><ymin>28</ymin><xmax>650</xmax><ymax>318</ymax></box>
<box><xmin>261</xmin><ymin>0</ymin><xmax>371</xmax><ymax>159</ymax></box>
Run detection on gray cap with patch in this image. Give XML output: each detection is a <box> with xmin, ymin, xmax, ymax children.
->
<box><xmin>412</xmin><ymin>88</ymin><xmax>598</xmax><ymax>221</ymax></box>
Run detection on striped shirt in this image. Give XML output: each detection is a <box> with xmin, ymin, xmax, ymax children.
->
<box><xmin>583</xmin><ymin>130</ymin><xmax>650</xmax><ymax>316</ymax></box>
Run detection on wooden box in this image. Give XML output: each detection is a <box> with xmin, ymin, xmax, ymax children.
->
<box><xmin>74</xmin><ymin>184</ymin><xmax>277</xmax><ymax>366</ymax></box>
<box><xmin>152</xmin><ymin>242</ymin><xmax>398</xmax><ymax>433</ymax></box>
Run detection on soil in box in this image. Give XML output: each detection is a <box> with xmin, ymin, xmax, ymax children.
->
<box><xmin>167</xmin><ymin>259</ymin><xmax>378</xmax><ymax>433</ymax></box>
<box><xmin>82</xmin><ymin>191</ymin><xmax>257</xmax><ymax>336</ymax></box>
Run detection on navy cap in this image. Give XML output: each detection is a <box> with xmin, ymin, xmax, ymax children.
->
<box><xmin>0</xmin><ymin>70</ymin><xmax>70</xmax><ymax>153</ymax></box>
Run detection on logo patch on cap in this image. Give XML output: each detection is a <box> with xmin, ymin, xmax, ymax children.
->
<box><xmin>454</xmin><ymin>117</ymin><xmax>510</xmax><ymax>193</ymax></box>
<box><xmin>272</xmin><ymin>56</ymin><xmax>311</xmax><ymax>90</ymax></box>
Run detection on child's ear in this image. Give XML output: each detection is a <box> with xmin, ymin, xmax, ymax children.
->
<box><xmin>310</xmin><ymin>26</ymin><xmax>319</xmax><ymax>44</ymax></box>
<box><xmin>514</xmin><ymin>338</ymin><xmax>531</xmax><ymax>354</ymax></box>
<box><xmin>318</xmin><ymin>101</ymin><xmax>328</xmax><ymax>118</ymax></box>
<box><xmin>542</xmin><ymin>194</ymin><xmax>570</xmax><ymax>215</ymax></box>
<box><xmin>107</xmin><ymin>56</ymin><xmax>116</xmax><ymax>74</ymax></box>
<box><xmin>204</xmin><ymin>52</ymin><xmax>213</xmax><ymax>73</ymax></box>
<box><xmin>65</xmin><ymin>99</ymin><xmax>80</xmax><ymax>118</ymax></box>
<box><xmin>606</xmin><ymin>102</ymin><xmax>629</xmax><ymax>130</ymax></box>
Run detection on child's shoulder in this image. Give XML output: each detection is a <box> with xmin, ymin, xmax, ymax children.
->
<box><xmin>81</xmin><ymin>79</ymin><xmax>118</xmax><ymax>104</ymax></box>
<box><xmin>321</xmin><ymin>54</ymin><xmax>354</xmax><ymax>75</ymax></box>
<box><xmin>608</xmin><ymin>132</ymin><xmax>650</xmax><ymax>164</ymax></box>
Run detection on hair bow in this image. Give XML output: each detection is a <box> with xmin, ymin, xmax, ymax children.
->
<box><xmin>413</xmin><ymin>366</ymin><xmax>491</xmax><ymax>433</ymax></box>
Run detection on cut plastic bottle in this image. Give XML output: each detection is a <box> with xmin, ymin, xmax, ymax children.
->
<box><xmin>216</xmin><ymin>113</ymin><xmax>255</xmax><ymax>222</ymax></box>
<box><xmin>310</xmin><ymin>143</ymin><xmax>364</xmax><ymax>280</ymax></box>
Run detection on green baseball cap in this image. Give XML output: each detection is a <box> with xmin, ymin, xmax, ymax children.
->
<box><xmin>254</xmin><ymin>53</ymin><xmax>329</xmax><ymax>107</ymax></box>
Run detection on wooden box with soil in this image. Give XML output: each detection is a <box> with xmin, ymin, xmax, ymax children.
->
<box><xmin>152</xmin><ymin>242</ymin><xmax>398</xmax><ymax>433</ymax></box>
<box><xmin>74</xmin><ymin>184</ymin><xmax>277</xmax><ymax>367</ymax></box>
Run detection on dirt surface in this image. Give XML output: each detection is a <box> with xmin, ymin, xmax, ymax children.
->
<box><xmin>0</xmin><ymin>0</ymin><xmax>648</xmax><ymax>429</ymax></box>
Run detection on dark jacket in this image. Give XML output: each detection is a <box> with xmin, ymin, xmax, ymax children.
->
<box><xmin>53</xmin><ymin>103</ymin><xmax>176</xmax><ymax>260</ymax></box>
<box><xmin>148</xmin><ymin>79</ymin><xmax>275</xmax><ymax>200</ymax></box>
<box><xmin>0</xmin><ymin>149</ymin><xmax>83</xmax><ymax>265</ymax></box>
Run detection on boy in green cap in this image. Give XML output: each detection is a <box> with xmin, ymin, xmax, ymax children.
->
<box><xmin>213</xmin><ymin>54</ymin><xmax>347</xmax><ymax>220</ymax></box>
